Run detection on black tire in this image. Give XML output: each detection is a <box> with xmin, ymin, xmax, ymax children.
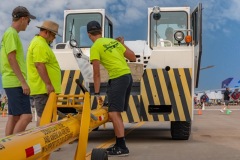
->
<box><xmin>91</xmin><ymin>148</ymin><xmax>108</xmax><ymax>160</ymax></box>
<box><xmin>93</xmin><ymin>126</ymin><xmax>99</xmax><ymax>131</ymax></box>
<box><xmin>171</xmin><ymin>121</ymin><xmax>191</xmax><ymax>140</ymax></box>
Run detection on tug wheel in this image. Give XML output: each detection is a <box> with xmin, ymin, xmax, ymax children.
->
<box><xmin>93</xmin><ymin>126</ymin><xmax>99</xmax><ymax>131</ymax></box>
<box><xmin>91</xmin><ymin>148</ymin><xmax>108</xmax><ymax>160</ymax></box>
<box><xmin>171</xmin><ymin>121</ymin><xmax>191</xmax><ymax>140</ymax></box>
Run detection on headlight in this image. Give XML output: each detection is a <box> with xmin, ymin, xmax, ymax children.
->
<box><xmin>174</xmin><ymin>31</ymin><xmax>184</xmax><ymax>42</ymax></box>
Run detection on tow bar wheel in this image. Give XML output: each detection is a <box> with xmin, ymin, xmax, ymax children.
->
<box><xmin>91</xmin><ymin>148</ymin><xmax>108</xmax><ymax>160</ymax></box>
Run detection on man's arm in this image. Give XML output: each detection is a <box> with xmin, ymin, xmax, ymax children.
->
<box><xmin>92</xmin><ymin>60</ymin><xmax>101</xmax><ymax>94</ymax></box>
<box><xmin>35</xmin><ymin>62</ymin><xmax>54</xmax><ymax>94</ymax></box>
<box><xmin>116</xmin><ymin>37</ymin><xmax>136</xmax><ymax>62</ymax></box>
<box><xmin>123</xmin><ymin>44</ymin><xmax>136</xmax><ymax>62</ymax></box>
<box><xmin>8</xmin><ymin>51</ymin><xmax>30</xmax><ymax>95</ymax></box>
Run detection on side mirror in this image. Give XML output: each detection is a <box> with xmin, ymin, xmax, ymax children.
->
<box><xmin>70</xmin><ymin>39</ymin><xmax>78</xmax><ymax>48</ymax></box>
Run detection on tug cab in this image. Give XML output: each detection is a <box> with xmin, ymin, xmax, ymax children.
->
<box><xmin>53</xmin><ymin>3</ymin><xmax>202</xmax><ymax>140</ymax></box>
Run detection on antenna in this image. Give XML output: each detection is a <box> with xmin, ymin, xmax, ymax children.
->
<box><xmin>70</xmin><ymin>19</ymin><xmax>75</xmax><ymax>41</ymax></box>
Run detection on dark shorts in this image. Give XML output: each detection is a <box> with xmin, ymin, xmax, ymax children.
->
<box><xmin>5</xmin><ymin>87</ymin><xmax>31</xmax><ymax>116</ymax></box>
<box><xmin>107</xmin><ymin>74</ymin><xmax>133</xmax><ymax>112</ymax></box>
<box><xmin>32</xmin><ymin>94</ymin><xmax>49</xmax><ymax>117</ymax></box>
<box><xmin>224</xmin><ymin>100</ymin><xmax>229</xmax><ymax>106</ymax></box>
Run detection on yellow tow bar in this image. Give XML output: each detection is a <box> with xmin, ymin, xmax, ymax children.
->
<box><xmin>0</xmin><ymin>91</ymin><xmax>109</xmax><ymax>160</ymax></box>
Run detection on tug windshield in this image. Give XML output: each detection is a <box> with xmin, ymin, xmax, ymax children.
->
<box><xmin>150</xmin><ymin>11</ymin><xmax>188</xmax><ymax>48</ymax></box>
<box><xmin>65</xmin><ymin>13</ymin><xmax>102</xmax><ymax>47</ymax></box>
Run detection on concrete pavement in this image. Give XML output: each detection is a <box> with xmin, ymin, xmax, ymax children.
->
<box><xmin>1</xmin><ymin>105</ymin><xmax>240</xmax><ymax>160</ymax></box>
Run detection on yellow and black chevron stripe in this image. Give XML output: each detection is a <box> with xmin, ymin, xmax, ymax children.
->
<box><xmin>139</xmin><ymin>68</ymin><xmax>192</xmax><ymax>122</ymax></box>
<box><xmin>60</xmin><ymin>69</ymin><xmax>192</xmax><ymax>123</ymax></box>
<box><xmin>61</xmin><ymin>70</ymin><xmax>84</xmax><ymax>95</ymax></box>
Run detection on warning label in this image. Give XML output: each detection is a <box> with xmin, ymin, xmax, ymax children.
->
<box><xmin>41</xmin><ymin>123</ymin><xmax>73</xmax><ymax>152</ymax></box>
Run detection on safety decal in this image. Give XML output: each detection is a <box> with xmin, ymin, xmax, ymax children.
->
<box><xmin>25</xmin><ymin>144</ymin><xmax>41</xmax><ymax>158</ymax></box>
<box><xmin>99</xmin><ymin>115</ymin><xmax>104</xmax><ymax>121</ymax></box>
<box><xmin>41</xmin><ymin>124</ymin><xmax>73</xmax><ymax>152</ymax></box>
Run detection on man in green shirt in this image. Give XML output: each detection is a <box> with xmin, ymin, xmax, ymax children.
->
<box><xmin>87</xmin><ymin>21</ymin><xmax>136</xmax><ymax>156</ymax></box>
<box><xmin>1</xmin><ymin>6</ymin><xmax>36</xmax><ymax>136</ymax></box>
<box><xmin>27</xmin><ymin>20</ymin><xmax>61</xmax><ymax>126</ymax></box>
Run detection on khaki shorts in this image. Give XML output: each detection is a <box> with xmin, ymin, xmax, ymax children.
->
<box><xmin>32</xmin><ymin>94</ymin><xmax>49</xmax><ymax>117</ymax></box>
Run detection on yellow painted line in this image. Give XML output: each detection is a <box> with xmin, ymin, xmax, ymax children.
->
<box><xmin>157</xmin><ymin>69</ymin><xmax>169</xmax><ymax>121</ymax></box>
<box><xmin>141</xmin><ymin>70</ymin><xmax>153</xmax><ymax>121</ymax></box>
<box><xmin>121</xmin><ymin>112</ymin><xmax>129</xmax><ymax>122</ymax></box>
<box><xmin>169</xmin><ymin>69</ymin><xmax>185</xmax><ymax>121</ymax></box>
<box><xmin>70</xmin><ymin>70</ymin><xmax>80</xmax><ymax>94</ymax></box>
<box><xmin>61</xmin><ymin>70</ymin><xmax>70</xmax><ymax>94</ymax></box>
<box><xmin>85</xmin><ymin>122</ymin><xmax>145</xmax><ymax>159</ymax></box>
<box><xmin>128</xmin><ymin>95</ymin><xmax>141</xmax><ymax>122</ymax></box>
<box><xmin>147</xmin><ymin>70</ymin><xmax>160</xmax><ymax>105</ymax></box>
<box><xmin>179</xmin><ymin>68</ymin><xmax>192</xmax><ymax>114</ymax></box>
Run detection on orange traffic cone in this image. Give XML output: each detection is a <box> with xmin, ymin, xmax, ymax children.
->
<box><xmin>2</xmin><ymin>110</ymin><xmax>6</xmax><ymax>117</ymax></box>
<box><xmin>198</xmin><ymin>108</ymin><xmax>202</xmax><ymax>115</ymax></box>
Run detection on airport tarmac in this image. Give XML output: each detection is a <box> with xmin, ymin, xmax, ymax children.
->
<box><xmin>1</xmin><ymin>105</ymin><xmax>240</xmax><ymax>160</ymax></box>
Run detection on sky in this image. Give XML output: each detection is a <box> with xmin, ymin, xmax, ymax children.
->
<box><xmin>0</xmin><ymin>0</ymin><xmax>240</xmax><ymax>91</ymax></box>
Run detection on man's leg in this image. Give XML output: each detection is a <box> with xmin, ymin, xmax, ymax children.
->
<box><xmin>106</xmin><ymin>74</ymin><xmax>131</xmax><ymax>156</ymax></box>
<box><xmin>13</xmin><ymin>114</ymin><xmax>32</xmax><ymax>134</ymax></box>
<box><xmin>109</xmin><ymin>112</ymin><xmax>125</xmax><ymax>137</ymax></box>
<box><xmin>108</xmin><ymin>111</ymin><xmax>129</xmax><ymax>156</ymax></box>
<box><xmin>33</xmin><ymin>94</ymin><xmax>49</xmax><ymax>126</ymax></box>
<box><xmin>226</xmin><ymin>101</ymin><xmax>232</xmax><ymax>112</ymax></box>
<box><xmin>36</xmin><ymin>116</ymin><xmax>41</xmax><ymax>126</ymax></box>
<box><xmin>220</xmin><ymin>101</ymin><xmax>226</xmax><ymax>112</ymax></box>
<box><xmin>4</xmin><ymin>87</ymin><xmax>32</xmax><ymax>135</ymax></box>
<box><xmin>5</xmin><ymin>115</ymin><xmax>20</xmax><ymax>136</ymax></box>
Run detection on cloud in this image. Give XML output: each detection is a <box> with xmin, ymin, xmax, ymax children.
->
<box><xmin>1</xmin><ymin>0</ymin><xmax>240</xmax><ymax>49</ymax></box>
<box><xmin>222</xmin><ymin>0</ymin><xmax>240</xmax><ymax>22</ymax></box>
<box><xmin>0</xmin><ymin>0</ymin><xmax>112</xmax><ymax>49</ymax></box>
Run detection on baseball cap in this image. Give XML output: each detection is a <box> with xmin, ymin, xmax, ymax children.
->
<box><xmin>87</xmin><ymin>21</ymin><xmax>101</xmax><ymax>32</ymax></box>
<box><xmin>12</xmin><ymin>6</ymin><xmax>36</xmax><ymax>19</ymax></box>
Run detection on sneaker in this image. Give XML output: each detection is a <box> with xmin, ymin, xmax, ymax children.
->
<box><xmin>107</xmin><ymin>146</ymin><xmax>129</xmax><ymax>157</ymax></box>
<box><xmin>106</xmin><ymin>144</ymin><xmax>116</xmax><ymax>152</ymax></box>
<box><xmin>220</xmin><ymin>109</ymin><xmax>224</xmax><ymax>113</ymax></box>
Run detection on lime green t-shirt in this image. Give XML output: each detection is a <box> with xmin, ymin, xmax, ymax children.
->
<box><xmin>90</xmin><ymin>38</ymin><xmax>130</xmax><ymax>79</ymax></box>
<box><xmin>0</xmin><ymin>27</ymin><xmax>27</xmax><ymax>88</ymax></box>
<box><xmin>27</xmin><ymin>36</ymin><xmax>61</xmax><ymax>95</ymax></box>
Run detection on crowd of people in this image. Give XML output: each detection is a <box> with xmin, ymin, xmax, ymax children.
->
<box><xmin>194</xmin><ymin>87</ymin><xmax>240</xmax><ymax>113</ymax></box>
<box><xmin>0</xmin><ymin>95</ymin><xmax>8</xmax><ymax>111</ymax></box>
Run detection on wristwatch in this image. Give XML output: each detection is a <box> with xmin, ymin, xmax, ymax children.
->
<box><xmin>94</xmin><ymin>92</ymin><xmax>100</xmax><ymax>98</ymax></box>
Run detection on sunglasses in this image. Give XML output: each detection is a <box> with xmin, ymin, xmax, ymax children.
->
<box><xmin>21</xmin><ymin>17</ymin><xmax>31</xmax><ymax>24</ymax></box>
<box><xmin>49</xmin><ymin>31</ymin><xmax>56</xmax><ymax>38</ymax></box>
